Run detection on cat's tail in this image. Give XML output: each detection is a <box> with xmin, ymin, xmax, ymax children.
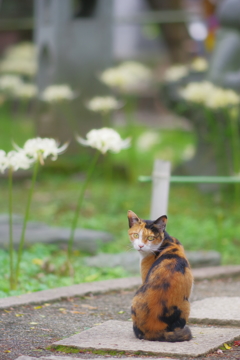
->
<box><xmin>164</xmin><ymin>325</ymin><xmax>192</xmax><ymax>342</ymax></box>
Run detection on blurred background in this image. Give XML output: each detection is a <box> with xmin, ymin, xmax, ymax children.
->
<box><xmin>1</xmin><ymin>0</ymin><xmax>240</xmax><ymax>296</ymax></box>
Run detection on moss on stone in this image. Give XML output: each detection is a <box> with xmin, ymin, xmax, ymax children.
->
<box><xmin>51</xmin><ymin>345</ymin><xmax>80</xmax><ymax>353</ymax></box>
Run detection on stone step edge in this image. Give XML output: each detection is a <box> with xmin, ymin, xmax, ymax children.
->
<box><xmin>0</xmin><ymin>265</ymin><xmax>240</xmax><ymax>310</ymax></box>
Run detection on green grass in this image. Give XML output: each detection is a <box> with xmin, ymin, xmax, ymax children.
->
<box><xmin>0</xmin><ymin>108</ymin><xmax>239</xmax><ymax>297</ymax></box>
<box><xmin>0</xmin><ymin>102</ymin><xmax>35</xmax><ymax>151</ymax></box>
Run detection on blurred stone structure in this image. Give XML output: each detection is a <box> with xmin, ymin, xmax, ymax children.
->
<box><xmin>208</xmin><ymin>0</ymin><xmax>240</xmax><ymax>91</ymax></box>
<box><xmin>34</xmin><ymin>0</ymin><xmax>163</xmax><ymax>145</ymax></box>
<box><xmin>34</xmin><ymin>0</ymin><xmax>114</xmax><ymax>143</ymax></box>
<box><xmin>35</xmin><ymin>0</ymin><xmax>113</xmax><ymax>93</ymax></box>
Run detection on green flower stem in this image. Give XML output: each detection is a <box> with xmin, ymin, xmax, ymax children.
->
<box><xmin>18</xmin><ymin>99</ymin><xmax>28</xmax><ymax>118</ymax></box>
<box><xmin>123</xmin><ymin>95</ymin><xmax>137</xmax><ymax>183</ymax></box>
<box><xmin>230</xmin><ymin>110</ymin><xmax>240</xmax><ymax>175</ymax></box>
<box><xmin>67</xmin><ymin>151</ymin><xmax>100</xmax><ymax>260</ymax></box>
<box><xmin>8</xmin><ymin>167</ymin><xmax>15</xmax><ymax>290</ymax></box>
<box><xmin>229</xmin><ymin>108</ymin><xmax>240</xmax><ymax>198</ymax></box>
<box><xmin>204</xmin><ymin>108</ymin><xmax>227</xmax><ymax>175</ymax></box>
<box><xmin>15</xmin><ymin>160</ymin><xmax>39</xmax><ymax>284</ymax></box>
<box><xmin>102</xmin><ymin>112</ymin><xmax>111</xmax><ymax>128</ymax></box>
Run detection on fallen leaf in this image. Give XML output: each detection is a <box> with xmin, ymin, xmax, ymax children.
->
<box><xmin>234</xmin><ymin>340</ymin><xmax>240</xmax><ymax>346</ymax></box>
<box><xmin>44</xmin><ymin>303</ymin><xmax>51</xmax><ymax>306</ymax></box>
<box><xmin>81</xmin><ymin>304</ymin><xmax>97</xmax><ymax>310</ymax></box>
<box><xmin>15</xmin><ymin>313</ymin><xmax>24</xmax><ymax>317</ymax></box>
<box><xmin>40</xmin><ymin>328</ymin><xmax>52</xmax><ymax>332</ymax></box>
<box><xmin>224</xmin><ymin>343</ymin><xmax>231</xmax><ymax>350</ymax></box>
<box><xmin>94</xmin><ymin>323</ymin><xmax>102</xmax><ymax>325</ymax></box>
<box><xmin>4</xmin><ymin>350</ymin><xmax>11</xmax><ymax>353</ymax></box>
<box><xmin>29</xmin><ymin>322</ymin><xmax>38</xmax><ymax>325</ymax></box>
<box><xmin>34</xmin><ymin>306</ymin><xmax>42</xmax><ymax>310</ymax></box>
<box><xmin>4</xmin><ymin>310</ymin><xmax>11</xmax><ymax>313</ymax></box>
<box><xmin>58</xmin><ymin>308</ymin><xmax>66</xmax><ymax>311</ymax></box>
<box><xmin>118</xmin><ymin>310</ymin><xmax>125</xmax><ymax>314</ymax></box>
<box><xmin>70</xmin><ymin>311</ymin><xmax>86</xmax><ymax>314</ymax></box>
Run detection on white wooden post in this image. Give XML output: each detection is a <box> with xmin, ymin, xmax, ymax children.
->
<box><xmin>150</xmin><ymin>159</ymin><xmax>171</xmax><ymax>220</ymax></box>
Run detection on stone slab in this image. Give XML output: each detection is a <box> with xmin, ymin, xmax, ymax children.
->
<box><xmin>0</xmin><ymin>277</ymin><xmax>141</xmax><ymax>309</ymax></box>
<box><xmin>52</xmin><ymin>320</ymin><xmax>240</xmax><ymax>358</ymax></box>
<box><xmin>84</xmin><ymin>250</ymin><xmax>221</xmax><ymax>272</ymax></box>
<box><xmin>15</xmin><ymin>357</ymin><xmax>175</xmax><ymax>360</ymax></box>
<box><xmin>190</xmin><ymin>296</ymin><xmax>240</xmax><ymax>326</ymax></box>
<box><xmin>192</xmin><ymin>265</ymin><xmax>240</xmax><ymax>280</ymax></box>
<box><xmin>0</xmin><ymin>214</ymin><xmax>113</xmax><ymax>254</ymax></box>
<box><xmin>15</xmin><ymin>355</ymin><xmax>174</xmax><ymax>360</ymax></box>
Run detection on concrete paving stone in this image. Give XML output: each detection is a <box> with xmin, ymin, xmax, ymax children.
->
<box><xmin>0</xmin><ymin>214</ymin><xmax>113</xmax><ymax>255</ymax></box>
<box><xmin>0</xmin><ymin>277</ymin><xmax>141</xmax><ymax>309</ymax></box>
<box><xmin>190</xmin><ymin>296</ymin><xmax>240</xmax><ymax>326</ymax></box>
<box><xmin>52</xmin><ymin>320</ymin><xmax>240</xmax><ymax>358</ymax></box>
<box><xmin>192</xmin><ymin>265</ymin><xmax>240</xmax><ymax>280</ymax></box>
<box><xmin>15</xmin><ymin>357</ymin><xmax>175</xmax><ymax>360</ymax></box>
<box><xmin>84</xmin><ymin>250</ymin><xmax>221</xmax><ymax>272</ymax></box>
<box><xmin>15</xmin><ymin>357</ymin><xmax>80</xmax><ymax>360</ymax></box>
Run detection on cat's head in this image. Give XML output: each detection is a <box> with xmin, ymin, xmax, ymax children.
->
<box><xmin>127</xmin><ymin>210</ymin><xmax>167</xmax><ymax>256</ymax></box>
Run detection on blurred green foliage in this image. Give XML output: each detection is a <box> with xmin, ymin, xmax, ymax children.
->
<box><xmin>0</xmin><ymin>111</ymin><xmax>239</xmax><ymax>297</ymax></box>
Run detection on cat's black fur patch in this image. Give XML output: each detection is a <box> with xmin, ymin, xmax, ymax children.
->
<box><xmin>173</xmin><ymin>257</ymin><xmax>189</xmax><ymax>274</ymax></box>
<box><xmin>144</xmin><ymin>220</ymin><xmax>160</xmax><ymax>235</ymax></box>
<box><xmin>159</xmin><ymin>305</ymin><xmax>186</xmax><ymax>331</ymax></box>
<box><xmin>131</xmin><ymin>307</ymin><xmax>136</xmax><ymax>316</ymax></box>
<box><xmin>145</xmin><ymin>254</ymin><xmax>189</xmax><ymax>282</ymax></box>
<box><xmin>133</xmin><ymin>324</ymin><xmax>145</xmax><ymax>339</ymax></box>
<box><xmin>152</xmin><ymin>281</ymin><xmax>170</xmax><ymax>291</ymax></box>
<box><xmin>135</xmin><ymin>283</ymin><xmax>149</xmax><ymax>294</ymax></box>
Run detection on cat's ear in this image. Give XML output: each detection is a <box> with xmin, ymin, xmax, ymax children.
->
<box><xmin>128</xmin><ymin>210</ymin><xmax>141</xmax><ymax>228</ymax></box>
<box><xmin>153</xmin><ymin>215</ymin><xmax>167</xmax><ymax>232</ymax></box>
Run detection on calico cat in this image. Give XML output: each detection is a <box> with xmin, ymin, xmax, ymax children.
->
<box><xmin>128</xmin><ymin>210</ymin><xmax>193</xmax><ymax>342</ymax></box>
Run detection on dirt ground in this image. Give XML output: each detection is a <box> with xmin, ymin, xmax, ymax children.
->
<box><xmin>1</xmin><ymin>276</ymin><xmax>240</xmax><ymax>360</ymax></box>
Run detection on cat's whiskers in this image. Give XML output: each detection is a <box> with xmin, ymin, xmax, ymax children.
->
<box><xmin>125</xmin><ymin>244</ymin><xmax>134</xmax><ymax>252</ymax></box>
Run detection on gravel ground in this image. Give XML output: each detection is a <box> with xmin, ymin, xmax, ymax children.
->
<box><xmin>1</xmin><ymin>277</ymin><xmax>240</xmax><ymax>360</ymax></box>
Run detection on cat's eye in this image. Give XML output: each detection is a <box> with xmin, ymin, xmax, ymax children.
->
<box><xmin>147</xmin><ymin>236</ymin><xmax>155</xmax><ymax>241</ymax></box>
<box><xmin>133</xmin><ymin>233</ymin><xmax>139</xmax><ymax>239</ymax></box>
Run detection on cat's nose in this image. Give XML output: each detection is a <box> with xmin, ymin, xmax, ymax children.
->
<box><xmin>139</xmin><ymin>244</ymin><xmax>144</xmax><ymax>248</ymax></box>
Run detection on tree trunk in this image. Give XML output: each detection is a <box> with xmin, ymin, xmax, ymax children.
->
<box><xmin>146</xmin><ymin>0</ymin><xmax>190</xmax><ymax>63</ymax></box>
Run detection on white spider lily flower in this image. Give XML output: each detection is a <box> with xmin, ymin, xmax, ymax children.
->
<box><xmin>180</xmin><ymin>81</ymin><xmax>240</xmax><ymax>108</ymax></box>
<box><xmin>76</xmin><ymin>128</ymin><xmax>131</xmax><ymax>154</ymax></box>
<box><xmin>0</xmin><ymin>60</ymin><xmax>37</xmax><ymax>77</ymax></box>
<box><xmin>136</xmin><ymin>131</ymin><xmax>160</xmax><ymax>151</ymax></box>
<box><xmin>86</xmin><ymin>96</ymin><xmax>122</xmax><ymax>114</ymax></box>
<box><xmin>205</xmin><ymin>88</ymin><xmax>240</xmax><ymax>109</ymax></box>
<box><xmin>99</xmin><ymin>62</ymin><xmax>152</xmax><ymax>94</ymax></box>
<box><xmin>0</xmin><ymin>42</ymin><xmax>37</xmax><ymax>77</ymax></box>
<box><xmin>5</xmin><ymin>150</ymin><xmax>34</xmax><ymax>172</ymax></box>
<box><xmin>179</xmin><ymin>81</ymin><xmax>215</xmax><ymax>104</ymax></box>
<box><xmin>40</xmin><ymin>84</ymin><xmax>76</xmax><ymax>103</ymax></box>
<box><xmin>0</xmin><ymin>75</ymin><xmax>23</xmax><ymax>95</ymax></box>
<box><xmin>13</xmin><ymin>83</ymin><xmax>38</xmax><ymax>99</ymax></box>
<box><xmin>4</xmin><ymin>42</ymin><xmax>35</xmax><ymax>60</ymax></box>
<box><xmin>119</xmin><ymin>61</ymin><xmax>152</xmax><ymax>81</ymax></box>
<box><xmin>0</xmin><ymin>150</ymin><xmax>7</xmax><ymax>173</ymax></box>
<box><xmin>190</xmin><ymin>57</ymin><xmax>208</xmax><ymax>72</ymax></box>
<box><xmin>164</xmin><ymin>65</ymin><xmax>189</xmax><ymax>82</ymax></box>
<box><xmin>15</xmin><ymin>137</ymin><xmax>68</xmax><ymax>165</ymax></box>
